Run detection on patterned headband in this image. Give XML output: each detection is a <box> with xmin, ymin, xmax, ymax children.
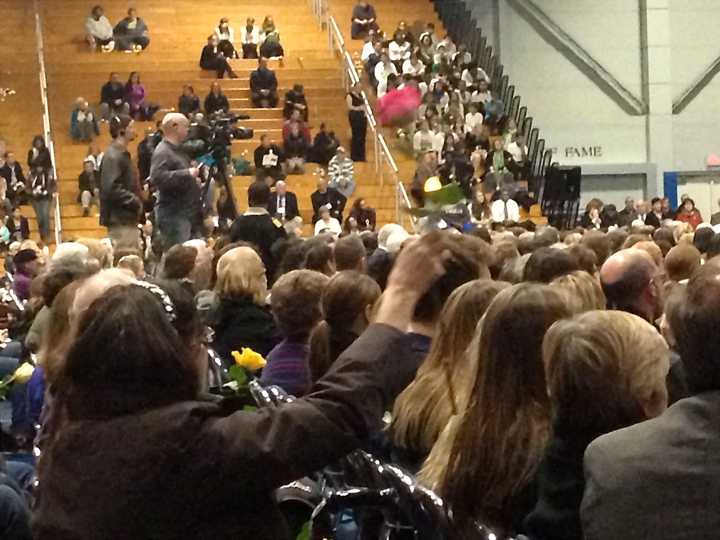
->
<box><xmin>132</xmin><ymin>280</ymin><xmax>177</xmax><ymax>323</ymax></box>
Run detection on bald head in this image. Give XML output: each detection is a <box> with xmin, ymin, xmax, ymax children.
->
<box><xmin>161</xmin><ymin>113</ymin><xmax>190</xmax><ymax>144</ymax></box>
<box><xmin>600</xmin><ymin>249</ymin><xmax>661</xmax><ymax>321</ymax></box>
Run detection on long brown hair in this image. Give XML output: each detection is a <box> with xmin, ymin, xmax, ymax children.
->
<box><xmin>420</xmin><ymin>283</ymin><xmax>572</xmax><ymax>529</ymax></box>
<box><xmin>389</xmin><ymin>280</ymin><xmax>510</xmax><ymax>456</ymax></box>
<box><xmin>308</xmin><ymin>271</ymin><xmax>381</xmax><ymax>381</ymax></box>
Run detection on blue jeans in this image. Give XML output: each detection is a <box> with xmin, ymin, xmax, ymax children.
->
<box><xmin>31</xmin><ymin>198</ymin><xmax>50</xmax><ymax>240</ymax></box>
<box><xmin>0</xmin><ymin>485</ymin><xmax>30</xmax><ymax>540</ymax></box>
<box><xmin>156</xmin><ymin>208</ymin><xmax>191</xmax><ymax>252</ymax></box>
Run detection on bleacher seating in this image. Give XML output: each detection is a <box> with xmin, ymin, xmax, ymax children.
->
<box><xmin>41</xmin><ymin>0</ymin><xmax>399</xmax><ymax>240</ymax></box>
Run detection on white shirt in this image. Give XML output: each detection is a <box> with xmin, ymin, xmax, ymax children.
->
<box><xmin>431</xmin><ymin>131</ymin><xmax>446</xmax><ymax>154</ymax></box>
<box><xmin>361</xmin><ymin>41</ymin><xmax>376</xmax><ymax>61</ymax></box>
<box><xmin>240</xmin><ymin>26</ymin><xmax>260</xmax><ymax>44</ymax></box>
<box><xmin>402</xmin><ymin>58</ymin><xmax>425</xmax><ymax>76</ymax></box>
<box><xmin>374</xmin><ymin>61</ymin><xmax>397</xmax><ymax>86</ymax></box>
<box><xmin>464</xmin><ymin>111</ymin><xmax>484</xmax><ymax>134</ymax></box>
<box><xmin>507</xmin><ymin>141</ymin><xmax>527</xmax><ymax>163</ymax></box>
<box><xmin>314</xmin><ymin>217</ymin><xmax>342</xmax><ymax>236</ymax></box>
<box><xmin>215</xmin><ymin>26</ymin><xmax>235</xmax><ymax>42</ymax></box>
<box><xmin>388</xmin><ymin>40</ymin><xmax>411</xmax><ymax>62</ymax></box>
<box><xmin>491</xmin><ymin>198</ymin><xmax>521</xmax><ymax>222</ymax></box>
<box><xmin>461</xmin><ymin>68</ymin><xmax>490</xmax><ymax>86</ymax></box>
<box><xmin>86</xmin><ymin>153</ymin><xmax>103</xmax><ymax>171</ymax></box>
<box><xmin>471</xmin><ymin>90</ymin><xmax>492</xmax><ymax>104</ymax></box>
<box><xmin>413</xmin><ymin>130</ymin><xmax>435</xmax><ymax>154</ymax></box>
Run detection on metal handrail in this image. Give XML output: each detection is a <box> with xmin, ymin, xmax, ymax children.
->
<box><xmin>33</xmin><ymin>0</ymin><xmax>61</xmax><ymax>245</ymax></box>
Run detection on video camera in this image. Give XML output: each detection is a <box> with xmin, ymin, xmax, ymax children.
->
<box><xmin>182</xmin><ymin>111</ymin><xmax>254</xmax><ymax>162</ymax></box>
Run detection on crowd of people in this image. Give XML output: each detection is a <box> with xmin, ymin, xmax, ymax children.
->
<box><xmin>2</xmin><ymin>3</ymin><xmax>719</xmax><ymax>539</ymax></box>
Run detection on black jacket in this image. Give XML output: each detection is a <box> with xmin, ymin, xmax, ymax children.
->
<box><xmin>268</xmin><ymin>191</ymin><xmax>299</xmax><ymax>221</ymax></box>
<box><xmin>0</xmin><ymin>162</ymin><xmax>26</xmax><ymax>201</ymax></box>
<box><xmin>100</xmin><ymin>81</ymin><xmax>126</xmax><ymax>106</ymax></box>
<box><xmin>204</xmin><ymin>92</ymin><xmax>229</xmax><ymax>115</ymax></box>
<box><xmin>32</xmin><ymin>325</ymin><xmax>416</xmax><ymax>540</ymax></box>
<box><xmin>644</xmin><ymin>212</ymin><xmax>665</xmax><ymax>228</ymax></box>
<box><xmin>253</xmin><ymin>144</ymin><xmax>283</xmax><ymax>171</ymax></box>
<box><xmin>78</xmin><ymin>171</ymin><xmax>98</xmax><ymax>193</ymax></box>
<box><xmin>178</xmin><ymin>95</ymin><xmax>200</xmax><ymax>117</ymax></box>
<box><xmin>27</xmin><ymin>148</ymin><xmax>51</xmax><ymax>171</ymax></box>
<box><xmin>212</xmin><ymin>296</ymin><xmax>279</xmax><ymax>365</ymax></box>
<box><xmin>100</xmin><ymin>141</ymin><xmax>140</xmax><ymax>227</ymax></box>
<box><xmin>283</xmin><ymin>133</ymin><xmax>308</xmax><ymax>159</ymax></box>
<box><xmin>311</xmin><ymin>188</ymin><xmax>346</xmax><ymax>223</ymax></box>
<box><xmin>616</xmin><ymin>208</ymin><xmax>636</xmax><ymax>228</ymax></box>
<box><xmin>199</xmin><ymin>45</ymin><xmax>223</xmax><ymax>70</ymax></box>
<box><xmin>229</xmin><ymin>211</ymin><xmax>286</xmax><ymax>278</ymax></box>
<box><xmin>250</xmin><ymin>67</ymin><xmax>278</xmax><ymax>94</ymax></box>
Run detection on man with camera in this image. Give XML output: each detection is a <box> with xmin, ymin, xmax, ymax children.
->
<box><xmin>150</xmin><ymin>112</ymin><xmax>201</xmax><ymax>251</ymax></box>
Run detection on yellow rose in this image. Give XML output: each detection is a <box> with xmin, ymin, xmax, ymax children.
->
<box><xmin>13</xmin><ymin>363</ymin><xmax>35</xmax><ymax>384</ymax></box>
<box><xmin>231</xmin><ymin>348</ymin><xmax>266</xmax><ymax>372</ymax></box>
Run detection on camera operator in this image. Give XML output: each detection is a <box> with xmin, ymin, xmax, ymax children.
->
<box><xmin>150</xmin><ymin>112</ymin><xmax>201</xmax><ymax>251</ymax></box>
<box><xmin>100</xmin><ymin>114</ymin><xmax>142</xmax><ymax>250</ymax></box>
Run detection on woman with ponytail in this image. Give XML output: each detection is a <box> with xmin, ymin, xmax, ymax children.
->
<box><xmin>308</xmin><ymin>271</ymin><xmax>381</xmax><ymax>381</ymax></box>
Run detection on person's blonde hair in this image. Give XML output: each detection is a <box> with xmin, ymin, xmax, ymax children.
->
<box><xmin>389</xmin><ymin>280</ymin><xmax>510</xmax><ymax>456</ymax></box>
<box><xmin>215</xmin><ymin>247</ymin><xmax>267</xmax><ymax>305</ymax></box>
<box><xmin>420</xmin><ymin>284</ymin><xmax>573</xmax><ymax>530</ymax></box>
<box><xmin>543</xmin><ymin>310</ymin><xmax>669</xmax><ymax>433</ymax></box>
<box><xmin>551</xmin><ymin>270</ymin><xmax>606</xmax><ymax>312</ymax></box>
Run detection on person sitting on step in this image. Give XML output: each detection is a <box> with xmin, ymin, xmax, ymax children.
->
<box><xmin>113</xmin><ymin>8</ymin><xmax>150</xmax><ymax>52</ymax></box>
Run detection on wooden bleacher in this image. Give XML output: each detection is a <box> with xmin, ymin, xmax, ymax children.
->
<box><xmin>0</xmin><ymin>2</ymin><xmax>45</xmax><ymax>240</ymax></box>
<box><xmin>40</xmin><ymin>0</ymin><xmax>399</xmax><ymax>240</ymax></box>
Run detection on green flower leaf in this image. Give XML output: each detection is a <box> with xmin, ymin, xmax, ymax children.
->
<box><xmin>296</xmin><ymin>521</ymin><xmax>311</xmax><ymax>540</ymax></box>
<box><xmin>228</xmin><ymin>365</ymin><xmax>248</xmax><ymax>387</ymax></box>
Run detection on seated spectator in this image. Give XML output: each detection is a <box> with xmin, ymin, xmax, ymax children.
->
<box><xmin>282</xmin><ymin>109</ymin><xmax>311</xmax><ymax>144</ymax></box>
<box><xmin>418</xmin><ymin>33</ymin><xmax>436</xmax><ymax>66</ymax></box>
<box><xmin>99</xmin><ymin>72</ymin><xmax>130</xmax><ymax>120</ymax></box>
<box><xmin>600</xmin><ymin>248</ymin><xmax>663</xmax><ymax>323</ymax></box>
<box><xmin>580</xmin><ymin>263</ymin><xmax>720</xmax><ymax>539</ymax></box>
<box><xmin>464</xmin><ymin>103</ymin><xmax>484</xmax><ymax>134</ymax></box>
<box><xmin>403</xmin><ymin>51</ymin><xmax>426</xmax><ymax>77</ymax></box>
<box><xmin>78</xmin><ymin>158</ymin><xmax>99</xmax><ymax>217</ymax></box>
<box><xmin>645</xmin><ymin>196</ymin><xmax>668</xmax><ymax>228</ymax></box>
<box><xmin>214</xmin><ymin>17</ymin><xmax>238</xmax><ymax>59</ymax></box>
<box><xmin>348</xmin><ymin>197</ymin><xmax>376</xmax><ymax>232</ymax></box>
<box><xmin>389</xmin><ymin>280</ymin><xmax>509</xmax><ymax>472</ymax></box>
<box><xmin>177</xmin><ymin>85</ymin><xmax>200</xmax><ymax>117</ymax></box>
<box><xmin>250</xmin><ymin>57</ymin><xmax>278</xmax><ymax>108</ymax></box>
<box><xmin>85</xmin><ymin>5</ymin><xmax>115</xmax><ymax>52</ymax></box>
<box><xmin>665</xmin><ymin>244</ymin><xmax>701</xmax><ymax>284</ymax></box>
<box><xmin>125</xmin><ymin>72</ymin><xmax>157</xmax><ymax>121</ymax></box>
<box><xmin>327</xmin><ymin>146</ymin><xmax>356</xmax><ymax>199</ymax></box>
<box><xmin>283</xmin><ymin>84</ymin><xmax>308</xmax><ymax>121</ymax></box>
<box><xmin>113</xmin><ymin>7</ymin><xmax>149</xmax><ymax>52</ymax></box>
<box><xmin>70</xmin><ymin>98</ymin><xmax>99</xmax><ymax>142</ymax></box>
<box><xmin>461</xmin><ymin>65</ymin><xmax>491</xmax><ymax>87</ymax></box>
<box><xmin>420</xmin><ymin>284</ymin><xmax>573</xmax><ymax>535</ymax></box>
<box><xmin>486</xmin><ymin>138</ymin><xmax>516</xmax><ymax>175</ymax></box>
<box><xmin>524</xmin><ymin>247</ymin><xmax>581</xmax><ymax>283</ymax></box>
<box><xmin>308</xmin><ymin>123</ymin><xmax>340</xmax><ymax>165</ymax></box>
<box><xmin>283</xmin><ymin>123</ymin><xmax>308</xmax><ymax>175</ymax></box>
<box><xmin>551</xmin><ymin>270</ymin><xmax>606</xmax><ymax>311</ymax></box>
<box><xmin>388</xmin><ymin>31</ymin><xmax>412</xmax><ymax>72</ymax></box>
<box><xmin>12</xmin><ymin>248</ymin><xmax>39</xmax><ymax>302</ymax></box>
<box><xmin>469</xmin><ymin>185</ymin><xmax>492</xmax><ymax>224</ymax></box>
<box><xmin>525</xmin><ymin>310</ymin><xmax>669</xmax><ymax>540</ymax></box>
<box><xmin>309</xmin><ymin>270</ymin><xmax>381</xmax><ymax>382</ymax></box>
<box><xmin>413</xmin><ymin>120</ymin><xmax>436</xmax><ymax>157</ymax></box>
<box><xmin>491</xmin><ymin>190</ymin><xmax>521</xmax><ymax>223</ymax></box>
<box><xmin>350</xmin><ymin>0</ymin><xmax>378</xmax><ymax>39</ymax></box>
<box><xmin>311</xmin><ymin>176</ymin><xmax>346</xmax><ymax>224</ymax></box>
<box><xmin>675</xmin><ymin>197</ymin><xmax>703</xmax><ymax>230</ymax></box>
<box><xmin>253</xmin><ymin>135</ymin><xmax>284</xmax><ymax>182</ymax></box>
<box><xmin>334</xmin><ymin>234</ymin><xmax>366</xmax><ymax>271</ymax></box>
<box><xmin>314</xmin><ymin>207</ymin><xmax>342</xmax><ymax>236</ymax></box>
<box><xmin>204</xmin><ymin>81</ymin><xmax>230</xmax><ymax>115</ymax></box>
<box><xmin>581</xmin><ymin>206</ymin><xmax>604</xmax><ymax>230</ymax></box>
<box><xmin>260</xmin><ymin>270</ymin><xmax>330</xmax><ymax>396</ymax></box>
<box><xmin>240</xmin><ymin>17</ymin><xmax>261</xmax><ymax>59</ymax></box>
<box><xmin>0</xmin><ymin>152</ymin><xmax>27</xmax><ymax>208</ymax></box>
<box><xmin>212</xmin><ymin>246</ymin><xmax>278</xmax><ymax>364</ymax></box>
<box><xmin>268</xmin><ymin>180</ymin><xmax>299</xmax><ymax>222</ymax></box>
<box><xmin>259</xmin><ymin>16</ymin><xmax>284</xmax><ymax>60</ymax></box>
<box><xmin>230</xmin><ymin>181</ymin><xmax>287</xmax><ymax>279</ymax></box>
<box><xmin>6</xmin><ymin>207</ymin><xmax>29</xmax><ymax>242</ymax></box>
<box><xmin>374</xmin><ymin>54</ymin><xmax>398</xmax><ymax>92</ymax></box>
<box><xmin>200</xmin><ymin>35</ymin><xmax>238</xmax><ymax>79</ymax></box>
